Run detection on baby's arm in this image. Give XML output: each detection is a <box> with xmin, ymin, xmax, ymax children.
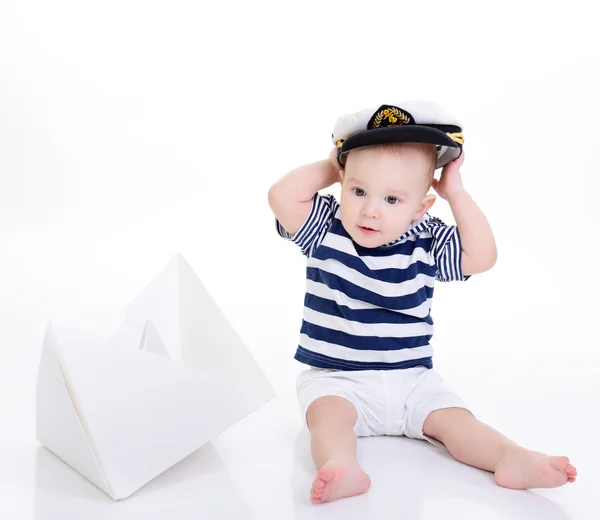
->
<box><xmin>448</xmin><ymin>189</ymin><xmax>497</xmax><ymax>276</ymax></box>
<box><xmin>432</xmin><ymin>151</ymin><xmax>497</xmax><ymax>276</ymax></box>
<box><xmin>268</xmin><ymin>147</ymin><xmax>341</xmax><ymax>236</ymax></box>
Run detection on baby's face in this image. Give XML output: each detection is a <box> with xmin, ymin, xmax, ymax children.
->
<box><xmin>339</xmin><ymin>146</ymin><xmax>435</xmax><ymax>248</ymax></box>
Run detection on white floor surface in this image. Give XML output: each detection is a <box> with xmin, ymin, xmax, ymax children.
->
<box><xmin>1</xmin><ymin>311</ymin><xmax>598</xmax><ymax>520</ymax></box>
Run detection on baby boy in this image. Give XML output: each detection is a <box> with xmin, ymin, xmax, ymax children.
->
<box><xmin>268</xmin><ymin>101</ymin><xmax>577</xmax><ymax>504</ymax></box>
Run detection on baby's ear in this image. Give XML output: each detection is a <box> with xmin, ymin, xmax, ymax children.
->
<box><xmin>414</xmin><ymin>194</ymin><xmax>436</xmax><ymax>220</ymax></box>
<box><xmin>337</xmin><ymin>168</ymin><xmax>345</xmax><ymax>183</ymax></box>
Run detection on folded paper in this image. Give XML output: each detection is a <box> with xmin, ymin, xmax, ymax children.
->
<box><xmin>36</xmin><ymin>253</ymin><xmax>275</xmax><ymax>500</ymax></box>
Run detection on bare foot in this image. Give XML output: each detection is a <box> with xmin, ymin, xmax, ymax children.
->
<box><xmin>494</xmin><ymin>448</ymin><xmax>578</xmax><ymax>489</ymax></box>
<box><xmin>310</xmin><ymin>460</ymin><xmax>371</xmax><ymax>504</ymax></box>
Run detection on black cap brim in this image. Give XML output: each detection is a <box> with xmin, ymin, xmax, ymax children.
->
<box><xmin>339</xmin><ymin>125</ymin><xmax>460</xmax><ymax>166</ymax></box>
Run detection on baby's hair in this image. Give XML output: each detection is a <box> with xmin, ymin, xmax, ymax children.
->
<box><xmin>368</xmin><ymin>142</ymin><xmax>437</xmax><ymax>190</ymax></box>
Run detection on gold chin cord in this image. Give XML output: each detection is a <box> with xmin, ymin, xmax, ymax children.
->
<box><xmin>446</xmin><ymin>132</ymin><xmax>464</xmax><ymax>145</ymax></box>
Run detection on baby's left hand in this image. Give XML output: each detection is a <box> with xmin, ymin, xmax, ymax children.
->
<box><xmin>431</xmin><ymin>150</ymin><xmax>466</xmax><ymax>201</ymax></box>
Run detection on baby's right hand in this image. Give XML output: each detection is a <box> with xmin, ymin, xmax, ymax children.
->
<box><xmin>329</xmin><ymin>147</ymin><xmax>342</xmax><ymax>183</ymax></box>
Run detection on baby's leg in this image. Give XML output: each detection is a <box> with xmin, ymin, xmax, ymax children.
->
<box><xmin>307</xmin><ymin>396</ymin><xmax>371</xmax><ymax>504</ymax></box>
<box><xmin>423</xmin><ymin>408</ymin><xmax>577</xmax><ymax>489</ymax></box>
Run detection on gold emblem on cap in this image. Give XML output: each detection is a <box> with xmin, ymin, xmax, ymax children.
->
<box><xmin>372</xmin><ymin>107</ymin><xmax>412</xmax><ymax>128</ymax></box>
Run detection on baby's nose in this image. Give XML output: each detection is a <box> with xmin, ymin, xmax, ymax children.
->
<box><xmin>361</xmin><ymin>201</ymin><xmax>380</xmax><ymax>218</ymax></box>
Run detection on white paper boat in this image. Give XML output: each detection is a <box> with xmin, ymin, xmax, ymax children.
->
<box><xmin>36</xmin><ymin>253</ymin><xmax>275</xmax><ymax>500</ymax></box>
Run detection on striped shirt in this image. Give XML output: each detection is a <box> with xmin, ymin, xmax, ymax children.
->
<box><xmin>276</xmin><ymin>193</ymin><xmax>469</xmax><ymax>371</ymax></box>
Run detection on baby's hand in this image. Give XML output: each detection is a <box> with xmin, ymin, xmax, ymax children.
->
<box><xmin>329</xmin><ymin>147</ymin><xmax>343</xmax><ymax>184</ymax></box>
<box><xmin>431</xmin><ymin>150</ymin><xmax>466</xmax><ymax>201</ymax></box>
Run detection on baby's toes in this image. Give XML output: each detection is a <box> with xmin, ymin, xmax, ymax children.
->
<box><xmin>565</xmin><ymin>463</ymin><xmax>577</xmax><ymax>482</ymax></box>
<box><xmin>550</xmin><ymin>456</ymin><xmax>570</xmax><ymax>472</ymax></box>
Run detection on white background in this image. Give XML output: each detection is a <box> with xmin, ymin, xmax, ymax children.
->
<box><xmin>1</xmin><ymin>1</ymin><xmax>599</xmax><ymax>518</ymax></box>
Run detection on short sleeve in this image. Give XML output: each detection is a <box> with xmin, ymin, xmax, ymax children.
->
<box><xmin>275</xmin><ymin>193</ymin><xmax>338</xmax><ymax>257</ymax></box>
<box><xmin>429</xmin><ymin>221</ymin><xmax>471</xmax><ymax>282</ymax></box>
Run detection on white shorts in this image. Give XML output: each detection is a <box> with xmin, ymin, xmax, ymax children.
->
<box><xmin>296</xmin><ymin>366</ymin><xmax>468</xmax><ymax>447</ymax></box>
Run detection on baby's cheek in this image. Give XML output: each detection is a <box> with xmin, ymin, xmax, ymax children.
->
<box><xmin>339</xmin><ymin>202</ymin><xmax>352</xmax><ymax>222</ymax></box>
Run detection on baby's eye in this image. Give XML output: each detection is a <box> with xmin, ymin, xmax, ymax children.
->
<box><xmin>352</xmin><ymin>188</ymin><xmax>365</xmax><ymax>197</ymax></box>
<box><xmin>386</xmin><ymin>196</ymin><xmax>400</xmax><ymax>205</ymax></box>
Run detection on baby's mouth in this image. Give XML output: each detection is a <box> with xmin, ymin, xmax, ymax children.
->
<box><xmin>358</xmin><ymin>225</ymin><xmax>379</xmax><ymax>234</ymax></box>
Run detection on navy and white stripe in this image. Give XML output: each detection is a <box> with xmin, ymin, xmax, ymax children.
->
<box><xmin>276</xmin><ymin>193</ymin><xmax>469</xmax><ymax>371</ymax></box>
<box><xmin>276</xmin><ymin>194</ymin><xmax>337</xmax><ymax>257</ymax></box>
<box><xmin>428</xmin><ymin>216</ymin><xmax>470</xmax><ymax>282</ymax></box>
